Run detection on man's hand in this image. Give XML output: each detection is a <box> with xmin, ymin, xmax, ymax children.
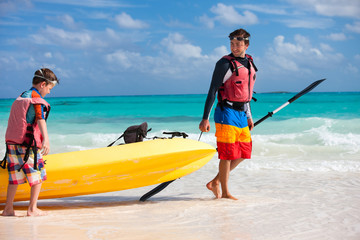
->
<box><xmin>199</xmin><ymin>119</ymin><xmax>210</xmax><ymax>132</ymax></box>
<box><xmin>247</xmin><ymin>118</ymin><xmax>254</xmax><ymax>131</ymax></box>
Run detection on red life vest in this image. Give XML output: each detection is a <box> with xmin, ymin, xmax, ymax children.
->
<box><xmin>5</xmin><ymin>96</ymin><xmax>50</xmax><ymax>149</ymax></box>
<box><xmin>218</xmin><ymin>54</ymin><xmax>257</xmax><ymax>103</ymax></box>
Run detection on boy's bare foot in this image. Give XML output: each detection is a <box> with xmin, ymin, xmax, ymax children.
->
<box><xmin>222</xmin><ymin>194</ymin><xmax>238</xmax><ymax>200</ymax></box>
<box><xmin>1</xmin><ymin>209</ymin><xmax>16</xmax><ymax>216</ymax></box>
<box><xmin>27</xmin><ymin>208</ymin><xmax>47</xmax><ymax>217</ymax></box>
<box><xmin>206</xmin><ymin>180</ymin><xmax>221</xmax><ymax>199</ymax></box>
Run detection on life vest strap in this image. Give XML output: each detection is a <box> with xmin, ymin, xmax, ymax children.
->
<box><xmin>0</xmin><ymin>144</ymin><xmax>9</xmax><ymax>169</ymax></box>
<box><xmin>19</xmin><ymin>144</ymin><xmax>38</xmax><ymax>172</ymax></box>
<box><xmin>221</xmin><ymin>100</ymin><xmax>247</xmax><ymax>111</ymax></box>
<box><xmin>1</xmin><ymin>143</ymin><xmax>39</xmax><ymax>171</ymax></box>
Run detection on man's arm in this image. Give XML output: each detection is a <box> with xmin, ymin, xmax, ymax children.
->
<box><xmin>201</xmin><ymin>58</ymin><xmax>231</xmax><ymax>120</ymax></box>
<box><xmin>199</xmin><ymin>58</ymin><xmax>231</xmax><ymax>132</ymax></box>
<box><xmin>244</xmin><ymin>103</ymin><xmax>254</xmax><ymax>131</ymax></box>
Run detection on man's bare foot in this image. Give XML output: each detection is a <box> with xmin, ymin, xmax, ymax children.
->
<box><xmin>206</xmin><ymin>180</ymin><xmax>221</xmax><ymax>199</ymax></box>
<box><xmin>27</xmin><ymin>208</ymin><xmax>47</xmax><ymax>217</ymax></box>
<box><xmin>222</xmin><ymin>194</ymin><xmax>238</xmax><ymax>200</ymax></box>
<box><xmin>1</xmin><ymin>209</ymin><xmax>16</xmax><ymax>216</ymax></box>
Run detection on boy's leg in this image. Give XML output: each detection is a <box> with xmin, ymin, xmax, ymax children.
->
<box><xmin>1</xmin><ymin>184</ymin><xmax>18</xmax><ymax>216</ymax></box>
<box><xmin>27</xmin><ymin>183</ymin><xmax>46</xmax><ymax>216</ymax></box>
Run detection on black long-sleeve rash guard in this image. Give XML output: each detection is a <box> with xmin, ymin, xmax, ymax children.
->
<box><xmin>202</xmin><ymin>54</ymin><xmax>252</xmax><ymax>120</ymax></box>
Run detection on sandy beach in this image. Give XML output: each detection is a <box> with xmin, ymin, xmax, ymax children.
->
<box><xmin>1</xmin><ymin>0</ymin><xmax>359</xmax><ymax>237</ymax></box>
<box><xmin>1</xmin><ymin>159</ymin><xmax>359</xmax><ymax>240</ymax></box>
<box><xmin>1</xmin><ymin>93</ymin><xmax>359</xmax><ymax>239</ymax></box>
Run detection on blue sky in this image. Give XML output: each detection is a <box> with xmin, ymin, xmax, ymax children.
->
<box><xmin>0</xmin><ymin>0</ymin><xmax>359</xmax><ymax>98</ymax></box>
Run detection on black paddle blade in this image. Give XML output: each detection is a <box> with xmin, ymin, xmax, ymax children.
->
<box><xmin>254</xmin><ymin>79</ymin><xmax>325</xmax><ymax>127</ymax></box>
<box><xmin>139</xmin><ymin>180</ymin><xmax>175</xmax><ymax>202</ymax></box>
<box><xmin>288</xmin><ymin>79</ymin><xmax>325</xmax><ymax>103</ymax></box>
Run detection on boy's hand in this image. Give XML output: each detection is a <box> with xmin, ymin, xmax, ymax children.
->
<box><xmin>37</xmin><ymin>119</ymin><xmax>50</xmax><ymax>155</ymax></box>
<box><xmin>41</xmin><ymin>139</ymin><xmax>50</xmax><ymax>156</ymax></box>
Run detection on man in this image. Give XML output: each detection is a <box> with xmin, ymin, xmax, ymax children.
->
<box><xmin>199</xmin><ymin>28</ymin><xmax>257</xmax><ymax>200</ymax></box>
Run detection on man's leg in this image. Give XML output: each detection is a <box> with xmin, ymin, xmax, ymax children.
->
<box><xmin>207</xmin><ymin>158</ymin><xmax>244</xmax><ymax>199</ymax></box>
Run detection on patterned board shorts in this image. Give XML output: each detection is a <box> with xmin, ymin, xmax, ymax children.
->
<box><xmin>214</xmin><ymin>106</ymin><xmax>252</xmax><ymax>160</ymax></box>
<box><xmin>6</xmin><ymin>145</ymin><xmax>47</xmax><ymax>186</ymax></box>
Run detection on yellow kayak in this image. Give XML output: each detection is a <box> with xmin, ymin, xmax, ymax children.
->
<box><xmin>0</xmin><ymin>138</ymin><xmax>216</xmax><ymax>202</ymax></box>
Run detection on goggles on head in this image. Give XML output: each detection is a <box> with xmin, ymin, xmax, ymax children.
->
<box><xmin>34</xmin><ymin>69</ymin><xmax>58</xmax><ymax>85</ymax></box>
<box><xmin>229</xmin><ymin>36</ymin><xmax>249</xmax><ymax>41</ymax></box>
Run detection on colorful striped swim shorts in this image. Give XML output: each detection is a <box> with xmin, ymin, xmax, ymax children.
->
<box><xmin>6</xmin><ymin>145</ymin><xmax>47</xmax><ymax>186</ymax></box>
<box><xmin>214</xmin><ymin>106</ymin><xmax>252</xmax><ymax>160</ymax></box>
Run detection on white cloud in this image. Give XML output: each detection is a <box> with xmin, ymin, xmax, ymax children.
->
<box><xmin>105</xmin><ymin>33</ymin><xmax>222</xmax><ymax>79</ymax></box>
<box><xmin>33</xmin><ymin>0</ymin><xmax>132</xmax><ymax>8</ymax></box>
<box><xmin>237</xmin><ymin>4</ymin><xmax>287</xmax><ymax>15</ymax></box>
<box><xmin>160</xmin><ymin>33</ymin><xmax>203</xmax><ymax>59</ymax></box>
<box><xmin>310</xmin><ymin>48</ymin><xmax>323</xmax><ymax>57</ymax></box>
<box><xmin>213</xmin><ymin>46</ymin><xmax>228</xmax><ymax>57</ymax></box>
<box><xmin>346</xmin><ymin>21</ymin><xmax>360</xmax><ymax>33</ymax></box>
<box><xmin>269</xmin><ymin>35</ymin><xmax>302</xmax><ymax>71</ymax></box>
<box><xmin>312</xmin><ymin>0</ymin><xmax>360</xmax><ymax>19</ymax></box>
<box><xmin>273</xmin><ymin>35</ymin><xmax>303</xmax><ymax>56</ymax></box>
<box><xmin>345</xmin><ymin>63</ymin><xmax>358</xmax><ymax>73</ymax></box>
<box><xmin>320</xmin><ymin>43</ymin><xmax>333</xmax><ymax>52</ymax></box>
<box><xmin>44</xmin><ymin>52</ymin><xmax>52</xmax><ymax>58</ymax></box>
<box><xmin>282</xmin><ymin>18</ymin><xmax>333</xmax><ymax>29</ymax></box>
<box><xmin>274</xmin><ymin>55</ymin><xmax>299</xmax><ymax>71</ymax></box>
<box><xmin>0</xmin><ymin>0</ymin><xmax>32</xmax><ymax>16</ymax></box>
<box><xmin>210</xmin><ymin>3</ymin><xmax>258</xmax><ymax>26</ymax></box>
<box><xmin>61</xmin><ymin>14</ymin><xmax>75</xmax><ymax>25</ymax></box>
<box><xmin>31</xmin><ymin>25</ymin><xmax>95</xmax><ymax>49</ymax></box>
<box><xmin>325</xmin><ymin>33</ymin><xmax>347</xmax><ymax>41</ymax></box>
<box><xmin>106</xmin><ymin>50</ymin><xmax>141</xmax><ymax>69</ymax></box>
<box><xmin>199</xmin><ymin>14</ymin><xmax>215</xmax><ymax>29</ymax></box>
<box><xmin>57</xmin><ymin>14</ymin><xmax>78</xmax><ymax>29</ymax></box>
<box><xmin>105</xmin><ymin>28</ymin><xmax>117</xmax><ymax>38</ymax></box>
<box><xmin>164</xmin><ymin>19</ymin><xmax>194</xmax><ymax>29</ymax></box>
<box><xmin>285</xmin><ymin>0</ymin><xmax>360</xmax><ymax>19</ymax></box>
<box><xmin>115</xmin><ymin>12</ymin><xmax>148</xmax><ymax>29</ymax></box>
<box><xmin>264</xmin><ymin>34</ymin><xmax>344</xmax><ymax>73</ymax></box>
<box><xmin>0</xmin><ymin>54</ymin><xmax>39</xmax><ymax>71</ymax></box>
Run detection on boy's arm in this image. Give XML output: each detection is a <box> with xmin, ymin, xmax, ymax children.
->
<box><xmin>37</xmin><ymin>119</ymin><xmax>50</xmax><ymax>156</ymax></box>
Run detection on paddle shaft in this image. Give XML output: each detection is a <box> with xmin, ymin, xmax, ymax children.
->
<box><xmin>254</xmin><ymin>79</ymin><xmax>325</xmax><ymax>127</ymax></box>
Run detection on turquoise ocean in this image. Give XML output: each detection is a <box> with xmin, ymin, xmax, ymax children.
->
<box><xmin>0</xmin><ymin>92</ymin><xmax>359</xmax><ymax>171</ymax></box>
<box><xmin>1</xmin><ymin>92</ymin><xmax>360</xmax><ymax>239</ymax></box>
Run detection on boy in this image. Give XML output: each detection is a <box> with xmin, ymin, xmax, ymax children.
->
<box><xmin>1</xmin><ymin>68</ymin><xmax>59</xmax><ymax>216</ymax></box>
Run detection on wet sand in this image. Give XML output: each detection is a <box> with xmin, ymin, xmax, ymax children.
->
<box><xmin>1</xmin><ymin>166</ymin><xmax>359</xmax><ymax>240</ymax></box>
